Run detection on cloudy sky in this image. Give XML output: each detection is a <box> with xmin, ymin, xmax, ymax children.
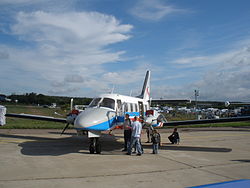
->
<box><xmin>0</xmin><ymin>0</ymin><xmax>250</xmax><ymax>101</ymax></box>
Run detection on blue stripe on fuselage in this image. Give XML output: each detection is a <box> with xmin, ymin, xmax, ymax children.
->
<box><xmin>126</xmin><ymin>112</ymin><xmax>140</xmax><ymax>117</ymax></box>
<box><xmin>76</xmin><ymin>117</ymin><xmax>116</xmax><ymax>131</ymax></box>
<box><xmin>152</xmin><ymin>123</ymin><xmax>160</xmax><ymax>127</ymax></box>
<box><xmin>75</xmin><ymin>112</ymin><xmax>143</xmax><ymax>131</ymax></box>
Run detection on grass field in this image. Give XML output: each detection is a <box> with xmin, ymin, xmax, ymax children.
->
<box><xmin>1</xmin><ymin>104</ymin><xmax>250</xmax><ymax>129</ymax></box>
<box><xmin>1</xmin><ymin>104</ymin><xmax>69</xmax><ymax>129</ymax></box>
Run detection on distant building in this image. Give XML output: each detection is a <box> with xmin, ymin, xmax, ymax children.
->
<box><xmin>50</xmin><ymin>103</ymin><xmax>57</xmax><ymax>108</ymax></box>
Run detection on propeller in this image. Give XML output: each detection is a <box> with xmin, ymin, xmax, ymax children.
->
<box><xmin>61</xmin><ymin>123</ymin><xmax>70</xmax><ymax>135</ymax></box>
<box><xmin>54</xmin><ymin>112</ymin><xmax>63</xmax><ymax>116</ymax></box>
<box><xmin>60</xmin><ymin>98</ymin><xmax>79</xmax><ymax>135</ymax></box>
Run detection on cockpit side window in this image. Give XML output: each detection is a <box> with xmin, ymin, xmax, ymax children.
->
<box><xmin>99</xmin><ymin>98</ymin><xmax>115</xmax><ymax>110</ymax></box>
<box><xmin>89</xmin><ymin>98</ymin><xmax>101</xmax><ymax>107</ymax></box>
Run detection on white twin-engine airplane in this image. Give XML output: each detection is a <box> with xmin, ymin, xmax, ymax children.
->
<box><xmin>73</xmin><ymin>70</ymin><xmax>164</xmax><ymax>131</ymax></box>
<box><xmin>5</xmin><ymin>70</ymin><xmax>250</xmax><ymax>154</ymax></box>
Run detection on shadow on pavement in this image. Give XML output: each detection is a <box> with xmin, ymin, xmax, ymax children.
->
<box><xmin>0</xmin><ymin>133</ymin><xmax>123</xmax><ymax>156</ymax></box>
<box><xmin>231</xmin><ymin>159</ymin><xmax>250</xmax><ymax>163</ymax></box>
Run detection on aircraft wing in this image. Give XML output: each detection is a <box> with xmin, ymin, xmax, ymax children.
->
<box><xmin>151</xmin><ymin>99</ymin><xmax>191</xmax><ymax>104</ymax></box>
<box><xmin>164</xmin><ymin>116</ymin><xmax>250</xmax><ymax>126</ymax></box>
<box><xmin>5</xmin><ymin>113</ymin><xmax>67</xmax><ymax>123</ymax></box>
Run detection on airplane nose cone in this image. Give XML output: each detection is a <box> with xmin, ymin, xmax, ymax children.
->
<box><xmin>74</xmin><ymin>108</ymin><xmax>116</xmax><ymax>131</ymax></box>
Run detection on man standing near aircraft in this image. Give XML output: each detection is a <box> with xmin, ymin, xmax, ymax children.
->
<box><xmin>122</xmin><ymin>114</ymin><xmax>132</xmax><ymax>152</ymax></box>
<box><xmin>127</xmin><ymin>116</ymin><xmax>143</xmax><ymax>156</ymax></box>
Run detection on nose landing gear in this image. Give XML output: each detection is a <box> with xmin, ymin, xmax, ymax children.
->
<box><xmin>88</xmin><ymin>131</ymin><xmax>102</xmax><ymax>154</ymax></box>
<box><xmin>89</xmin><ymin>137</ymin><xmax>101</xmax><ymax>154</ymax></box>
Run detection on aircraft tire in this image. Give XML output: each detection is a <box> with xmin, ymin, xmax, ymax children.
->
<box><xmin>89</xmin><ymin>138</ymin><xmax>95</xmax><ymax>154</ymax></box>
<box><xmin>89</xmin><ymin>146</ymin><xmax>95</xmax><ymax>154</ymax></box>
<box><xmin>95</xmin><ymin>138</ymin><xmax>101</xmax><ymax>154</ymax></box>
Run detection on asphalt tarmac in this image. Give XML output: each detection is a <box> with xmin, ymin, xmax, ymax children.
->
<box><xmin>0</xmin><ymin>127</ymin><xmax>250</xmax><ymax>188</ymax></box>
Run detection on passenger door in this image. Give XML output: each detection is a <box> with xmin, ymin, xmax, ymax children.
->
<box><xmin>138</xmin><ymin>101</ymin><xmax>144</xmax><ymax>119</ymax></box>
<box><xmin>117</xmin><ymin>99</ymin><xmax>122</xmax><ymax>116</ymax></box>
<box><xmin>116</xmin><ymin>99</ymin><xmax>123</xmax><ymax>122</ymax></box>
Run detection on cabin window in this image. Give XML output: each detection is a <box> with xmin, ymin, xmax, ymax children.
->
<box><xmin>127</xmin><ymin>103</ymin><xmax>131</xmax><ymax>112</ymax></box>
<box><xmin>99</xmin><ymin>98</ymin><xmax>115</xmax><ymax>110</ymax></box>
<box><xmin>130</xmin><ymin>103</ymin><xmax>134</xmax><ymax>112</ymax></box>
<box><xmin>124</xmin><ymin>103</ymin><xmax>128</xmax><ymax>112</ymax></box>
<box><xmin>135</xmin><ymin>103</ymin><xmax>138</xmax><ymax>112</ymax></box>
<box><xmin>89</xmin><ymin>98</ymin><xmax>101</xmax><ymax>107</ymax></box>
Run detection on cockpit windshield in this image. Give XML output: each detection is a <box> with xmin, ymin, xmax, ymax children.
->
<box><xmin>88</xmin><ymin>97</ymin><xmax>115</xmax><ymax>110</ymax></box>
<box><xmin>99</xmin><ymin>98</ymin><xmax>115</xmax><ymax>110</ymax></box>
<box><xmin>89</xmin><ymin>98</ymin><xmax>101</xmax><ymax>107</ymax></box>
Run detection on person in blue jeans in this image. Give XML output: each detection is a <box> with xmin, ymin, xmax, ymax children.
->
<box><xmin>127</xmin><ymin>116</ymin><xmax>143</xmax><ymax>156</ymax></box>
<box><xmin>151</xmin><ymin>129</ymin><xmax>161</xmax><ymax>154</ymax></box>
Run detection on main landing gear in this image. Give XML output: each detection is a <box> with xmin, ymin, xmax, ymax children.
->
<box><xmin>87</xmin><ymin>131</ymin><xmax>102</xmax><ymax>154</ymax></box>
<box><xmin>89</xmin><ymin>137</ymin><xmax>101</xmax><ymax>154</ymax></box>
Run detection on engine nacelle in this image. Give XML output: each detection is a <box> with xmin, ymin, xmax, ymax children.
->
<box><xmin>144</xmin><ymin>109</ymin><xmax>166</xmax><ymax>128</ymax></box>
<box><xmin>66</xmin><ymin>109</ymin><xmax>79</xmax><ymax>124</ymax></box>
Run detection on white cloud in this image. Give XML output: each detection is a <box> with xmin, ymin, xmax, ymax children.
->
<box><xmin>0</xmin><ymin>10</ymin><xmax>133</xmax><ymax>96</ymax></box>
<box><xmin>173</xmin><ymin>50</ymin><xmax>239</xmax><ymax>68</ymax></box>
<box><xmin>64</xmin><ymin>75</ymin><xmax>84</xmax><ymax>83</ymax></box>
<box><xmin>0</xmin><ymin>50</ymin><xmax>9</xmax><ymax>59</ymax></box>
<box><xmin>130</xmin><ymin>0</ymin><xmax>184</xmax><ymax>21</ymax></box>
<box><xmin>191</xmin><ymin>46</ymin><xmax>250</xmax><ymax>101</ymax></box>
<box><xmin>11</xmin><ymin>11</ymin><xmax>132</xmax><ymax>47</ymax></box>
<box><xmin>158</xmin><ymin>43</ymin><xmax>250</xmax><ymax>101</ymax></box>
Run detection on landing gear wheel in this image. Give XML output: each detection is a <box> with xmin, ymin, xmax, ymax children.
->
<box><xmin>95</xmin><ymin>137</ymin><xmax>101</xmax><ymax>154</ymax></box>
<box><xmin>89</xmin><ymin>138</ymin><xmax>95</xmax><ymax>154</ymax></box>
<box><xmin>89</xmin><ymin>137</ymin><xmax>101</xmax><ymax>154</ymax></box>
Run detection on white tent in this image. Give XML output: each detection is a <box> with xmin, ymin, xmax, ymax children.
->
<box><xmin>0</xmin><ymin>105</ymin><xmax>6</xmax><ymax>126</ymax></box>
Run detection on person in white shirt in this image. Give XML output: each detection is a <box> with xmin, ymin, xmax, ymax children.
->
<box><xmin>127</xmin><ymin>116</ymin><xmax>143</xmax><ymax>156</ymax></box>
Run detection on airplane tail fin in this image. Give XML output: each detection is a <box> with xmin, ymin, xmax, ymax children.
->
<box><xmin>138</xmin><ymin>70</ymin><xmax>150</xmax><ymax>101</ymax></box>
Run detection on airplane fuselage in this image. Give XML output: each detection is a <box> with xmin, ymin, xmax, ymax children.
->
<box><xmin>74</xmin><ymin>93</ymin><xmax>150</xmax><ymax>131</ymax></box>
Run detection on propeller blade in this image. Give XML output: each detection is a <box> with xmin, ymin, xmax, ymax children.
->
<box><xmin>61</xmin><ymin>123</ymin><xmax>70</xmax><ymax>135</ymax></box>
<box><xmin>70</xmin><ymin>98</ymin><xmax>74</xmax><ymax>111</ymax></box>
<box><xmin>54</xmin><ymin>112</ymin><xmax>63</xmax><ymax>116</ymax></box>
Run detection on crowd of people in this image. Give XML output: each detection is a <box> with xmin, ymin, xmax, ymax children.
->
<box><xmin>119</xmin><ymin>114</ymin><xmax>180</xmax><ymax>156</ymax></box>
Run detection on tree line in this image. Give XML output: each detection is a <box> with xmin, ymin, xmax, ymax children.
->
<box><xmin>4</xmin><ymin>92</ymin><xmax>92</xmax><ymax>106</ymax></box>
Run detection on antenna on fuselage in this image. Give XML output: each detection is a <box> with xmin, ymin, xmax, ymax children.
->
<box><xmin>130</xmin><ymin>90</ymin><xmax>133</xmax><ymax>96</ymax></box>
<box><xmin>70</xmin><ymin>98</ymin><xmax>73</xmax><ymax>111</ymax></box>
<box><xmin>111</xmin><ymin>85</ymin><xmax>115</xmax><ymax>94</ymax></box>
